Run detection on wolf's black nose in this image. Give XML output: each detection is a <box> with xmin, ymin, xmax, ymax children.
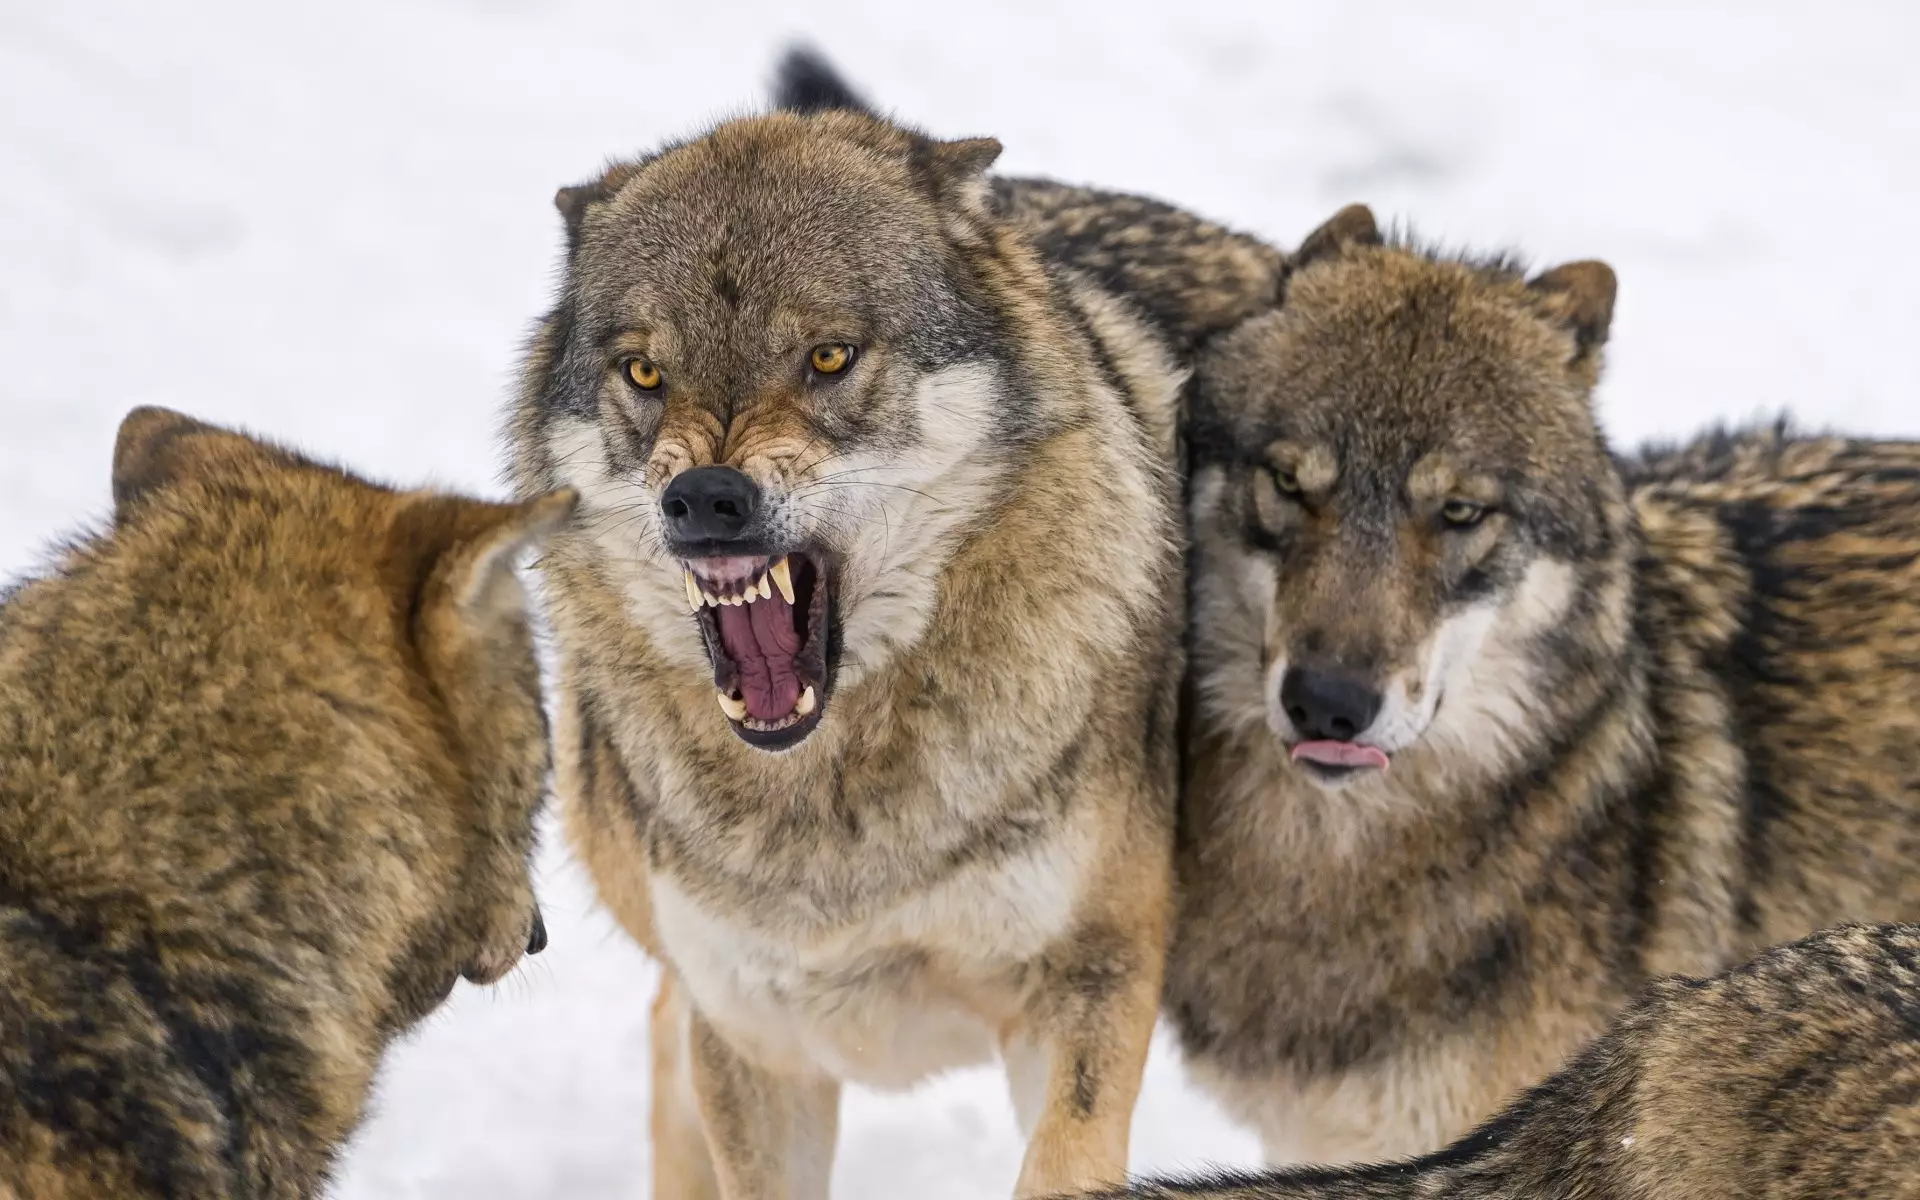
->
<box><xmin>1280</xmin><ymin>667</ymin><xmax>1383</xmax><ymax>742</ymax></box>
<box><xmin>662</xmin><ymin>467</ymin><xmax>759</xmax><ymax>542</ymax></box>
<box><xmin>526</xmin><ymin>908</ymin><xmax>548</xmax><ymax>956</ymax></box>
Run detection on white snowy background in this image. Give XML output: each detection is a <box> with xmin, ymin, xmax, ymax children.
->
<box><xmin>3</xmin><ymin>2</ymin><xmax>1917</xmax><ymax>1195</ymax></box>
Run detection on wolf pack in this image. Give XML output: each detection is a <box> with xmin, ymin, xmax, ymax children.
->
<box><xmin>5</xmin><ymin>46</ymin><xmax>1920</xmax><ymax>1200</ymax></box>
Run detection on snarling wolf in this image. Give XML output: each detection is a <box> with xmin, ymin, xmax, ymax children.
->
<box><xmin>505</xmin><ymin>63</ymin><xmax>1197</xmax><ymax>1198</ymax></box>
<box><xmin>0</xmin><ymin>409</ymin><xmax>567</xmax><ymax>1199</ymax></box>
<box><xmin>1112</xmin><ymin>922</ymin><xmax>1920</xmax><ymax>1199</ymax></box>
<box><xmin>1174</xmin><ymin>203</ymin><xmax>1920</xmax><ymax>1164</ymax></box>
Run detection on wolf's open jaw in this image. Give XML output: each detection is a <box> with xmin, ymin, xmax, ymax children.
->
<box><xmin>684</xmin><ymin>552</ymin><xmax>830</xmax><ymax>750</ymax></box>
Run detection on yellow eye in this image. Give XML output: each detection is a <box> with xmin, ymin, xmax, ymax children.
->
<box><xmin>1271</xmin><ymin>466</ymin><xmax>1304</xmax><ymax>497</ymax></box>
<box><xmin>625</xmin><ymin>358</ymin><xmax>662</xmax><ymax>391</ymax></box>
<box><xmin>1442</xmin><ymin>498</ymin><xmax>1489</xmax><ymax>527</ymax></box>
<box><xmin>809</xmin><ymin>343</ymin><xmax>856</xmax><ymax>375</ymax></box>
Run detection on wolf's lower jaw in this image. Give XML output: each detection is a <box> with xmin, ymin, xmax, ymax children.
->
<box><xmin>719</xmin><ymin>684</ymin><xmax>817</xmax><ymax>729</ymax></box>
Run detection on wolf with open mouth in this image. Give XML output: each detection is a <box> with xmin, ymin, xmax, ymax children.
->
<box><xmin>505</xmin><ymin>68</ymin><xmax>1200</xmax><ymax>1200</ymax></box>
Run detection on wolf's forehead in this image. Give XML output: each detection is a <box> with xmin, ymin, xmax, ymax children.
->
<box><xmin>601</xmin><ymin>141</ymin><xmax>928</xmax><ymax>272</ymax></box>
<box><xmin>1201</xmin><ymin>393</ymin><xmax>1546</xmax><ymax>494</ymax></box>
<box><xmin>1235</xmin><ymin>326</ymin><xmax>1581</xmax><ymax>460</ymax></box>
<box><xmin>581</xmin><ymin>193</ymin><xmax>938</xmax><ymax>346</ymax></box>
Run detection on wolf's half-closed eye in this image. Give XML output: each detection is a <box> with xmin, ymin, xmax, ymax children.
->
<box><xmin>1440</xmin><ymin>498</ymin><xmax>1488</xmax><ymax>527</ymax></box>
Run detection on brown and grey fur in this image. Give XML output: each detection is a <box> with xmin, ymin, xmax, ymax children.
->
<box><xmin>506</xmin><ymin>73</ymin><xmax>1197</xmax><ymax>1198</ymax></box>
<box><xmin>0</xmin><ymin>408</ymin><xmax>570</xmax><ymax>1199</ymax></box>
<box><xmin>1174</xmin><ymin>203</ymin><xmax>1920</xmax><ymax>1165</ymax></box>
<box><xmin>774</xmin><ymin>48</ymin><xmax>1287</xmax><ymax>362</ymax></box>
<box><xmin>1106</xmin><ymin>922</ymin><xmax>1920</xmax><ymax>1199</ymax></box>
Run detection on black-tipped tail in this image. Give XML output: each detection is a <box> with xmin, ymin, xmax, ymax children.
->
<box><xmin>771</xmin><ymin>45</ymin><xmax>873</xmax><ymax>114</ymax></box>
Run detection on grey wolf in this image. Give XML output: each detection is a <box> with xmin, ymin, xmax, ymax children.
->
<box><xmin>1173</xmin><ymin>203</ymin><xmax>1920</xmax><ymax>1163</ymax></box>
<box><xmin>506</xmin><ymin>66</ymin><xmax>1191</xmax><ymax>1199</ymax></box>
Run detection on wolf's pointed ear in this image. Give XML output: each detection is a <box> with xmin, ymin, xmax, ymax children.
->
<box><xmin>554</xmin><ymin>179</ymin><xmax>611</xmax><ymax>252</ymax></box>
<box><xmin>1528</xmin><ymin>260</ymin><xmax>1617</xmax><ymax>356</ymax></box>
<box><xmin>112</xmin><ymin>406</ymin><xmax>222</xmax><ymax>519</ymax></box>
<box><xmin>922</xmin><ymin>135</ymin><xmax>1002</xmax><ymax>223</ymax></box>
<box><xmin>554</xmin><ymin>162</ymin><xmax>640</xmax><ymax>251</ymax></box>
<box><xmin>931</xmin><ymin>136</ymin><xmax>1003</xmax><ymax>183</ymax></box>
<box><xmin>554</xmin><ymin>182</ymin><xmax>602</xmax><ymax>235</ymax></box>
<box><xmin>408</xmin><ymin>489</ymin><xmax>579</xmax><ymax>629</ymax></box>
<box><xmin>1291</xmin><ymin>204</ymin><xmax>1382</xmax><ymax>272</ymax></box>
<box><xmin>772</xmin><ymin>45</ymin><xmax>874</xmax><ymax>114</ymax></box>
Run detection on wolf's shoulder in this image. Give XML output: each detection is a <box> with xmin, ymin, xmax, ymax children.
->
<box><xmin>994</xmin><ymin>176</ymin><xmax>1283</xmax><ymax>357</ymax></box>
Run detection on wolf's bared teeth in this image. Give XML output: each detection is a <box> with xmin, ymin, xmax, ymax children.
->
<box><xmin>703</xmin><ymin>590</ymin><xmax>721</xmax><ymax>608</ymax></box>
<box><xmin>742</xmin><ymin>712</ymin><xmax>803</xmax><ymax>731</ymax></box>
<box><xmin>716</xmin><ymin>691</ymin><xmax>748</xmax><ymax>721</ymax></box>
<box><xmin>769</xmin><ymin>557</ymin><xmax>796</xmax><ymax>605</ymax></box>
<box><xmin>746</xmin><ymin>573</ymin><xmax>771</xmax><ymax>602</ymax></box>
<box><xmin>795</xmin><ymin>685</ymin><xmax>816</xmax><ymax>717</ymax></box>
<box><xmin>684</xmin><ymin>570</ymin><xmax>703</xmax><ymax>613</ymax></box>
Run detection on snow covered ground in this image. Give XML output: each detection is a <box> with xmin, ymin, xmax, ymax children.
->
<box><xmin>3</xmin><ymin>1</ymin><xmax>1917</xmax><ymax>1195</ymax></box>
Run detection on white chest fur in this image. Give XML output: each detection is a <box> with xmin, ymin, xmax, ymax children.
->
<box><xmin>652</xmin><ymin>823</ymin><xmax>1093</xmax><ymax>1088</ymax></box>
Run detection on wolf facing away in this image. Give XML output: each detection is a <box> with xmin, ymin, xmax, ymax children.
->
<box><xmin>1172</xmin><ymin>203</ymin><xmax>1920</xmax><ymax>1164</ymax></box>
<box><xmin>0</xmin><ymin>409</ymin><xmax>570</xmax><ymax>1199</ymax></box>
<box><xmin>1109</xmin><ymin>922</ymin><xmax>1920</xmax><ymax>1199</ymax></box>
<box><xmin>506</xmin><ymin>85</ymin><xmax>1192</xmax><ymax>1199</ymax></box>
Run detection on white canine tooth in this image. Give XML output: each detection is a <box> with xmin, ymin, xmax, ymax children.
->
<box><xmin>795</xmin><ymin>685</ymin><xmax>817</xmax><ymax>717</ymax></box>
<box><xmin>769</xmin><ymin>557</ymin><xmax>796</xmax><ymax>605</ymax></box>
<box><xmin>716</xmin><ymin>691</ymin><xmax>748</xmax><ymax>721</ymax></box>
<box><xmin>684</xmin><ymin>570</ymin><xmax>702</xmax><ymax>613</ymax></box>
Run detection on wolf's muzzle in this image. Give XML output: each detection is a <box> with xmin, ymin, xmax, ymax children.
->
<box><xmin>1279</xmin><ymin>665</ymin><xmax>1392</xmax><ymax>779</ymax></box>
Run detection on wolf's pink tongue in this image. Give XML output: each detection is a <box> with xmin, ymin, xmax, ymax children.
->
<box><xmin>1290</xmin><ymin>740</ymin><xmax>1391</xmax><ymax>770</ymax></box>
<box><xmin>716</xmin><ymin>595</ymin><xmax>803</xmax><ymax>722</ymax></box>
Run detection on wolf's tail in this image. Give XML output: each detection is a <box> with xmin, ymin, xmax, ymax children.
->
<box><xmin>771</xmin><ymin>45</ymin><xmax>873</xmax><ymax>115</ymax></box>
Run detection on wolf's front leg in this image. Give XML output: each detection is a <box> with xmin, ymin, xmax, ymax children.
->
<box><xmin>686</xmin><ymin>1008</ymin><xmax>841</xmax><ymax>1200</ymax></box>
<box><xmin>1002</xmin><ymin>851</ymin><xmax>1171</xmax><ymax>1198</ymax></box>
<box><xmin>650</xmin><ymin>971</ymin><xmax>722</xmax><ymax>1200</ymax></box>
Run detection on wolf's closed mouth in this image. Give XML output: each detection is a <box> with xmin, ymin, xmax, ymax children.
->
<box><xmin>1290</xmin><ymin>739</ymin><xmax>1391</xmax><ymax>781</ymax></box>
<box><xmin>684</xmin><ymin>552</ymin><xmax>830</xmax><ymax>749</ymax></box>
